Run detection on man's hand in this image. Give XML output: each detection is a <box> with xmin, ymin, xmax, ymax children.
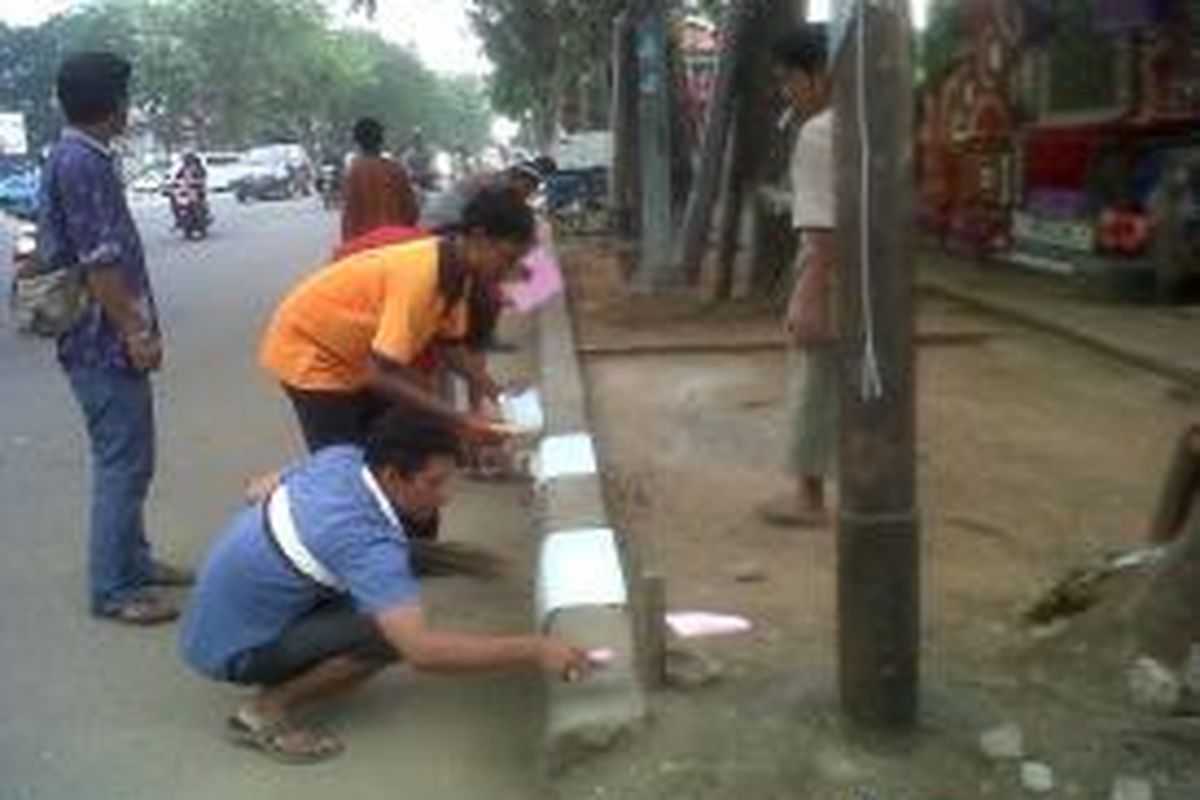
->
<box><xmin>124</xmin><ymin>330</ymin><xmax>163</xmax><ymax>372</ymax></box>
<box><xmin>537</xmin><ymin>638</ymin><xmax>595</xmax><ymax>682</ymax></box>
<box><xmin>245</xmin><ymin>470</ymin><xmax>282</xmax><ymax>505</ymax></box>
<box><xmin>785</xmin><ymin>240</ymin><xmax>835</xmax><ymax>348</ymax></box>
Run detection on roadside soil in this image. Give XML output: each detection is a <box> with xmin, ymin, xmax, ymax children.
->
<box><xmin>553</xmin><ymin>238</ymin><xmax>1200</xmax><ymax>800</ymax></box>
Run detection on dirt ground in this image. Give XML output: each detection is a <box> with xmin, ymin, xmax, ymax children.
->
<box><xmin>553</xmin><ymin>240</ymin><xmax>1200</xmax><ymax>800</ymax></box>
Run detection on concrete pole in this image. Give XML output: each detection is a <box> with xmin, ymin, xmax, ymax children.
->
<box><xmin>633</xmin><ymin>1</ymin><xmax>677</xmax><ymax>291</ymax></box>
<box><xmin>832</xmin><ymin>0</ymin><xmax>920</xmax><ymax>729</ymax></box>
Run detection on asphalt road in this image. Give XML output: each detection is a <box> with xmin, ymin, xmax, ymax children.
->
<box><xmin>0</xmin><ymin>194</ymin><xmax>543</xmax><ymax>799</ymax></box>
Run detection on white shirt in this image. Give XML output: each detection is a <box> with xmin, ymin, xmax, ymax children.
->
<box><xmin>789</xmin><ymin>108</ymin><xmax>835</xmax><ymax>231</ymax></box>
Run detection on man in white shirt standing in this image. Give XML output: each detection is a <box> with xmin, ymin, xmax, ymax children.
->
<box><xmin>761</xmin><ymin>24</ymin><xmax>838</xmax><ymax>528</ymax></box>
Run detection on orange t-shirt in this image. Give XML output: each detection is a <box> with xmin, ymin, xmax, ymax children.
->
<box><xmin>260</xmin><ymin>238</ymin><xmax>468</xmax><ymax>392</ymax></box>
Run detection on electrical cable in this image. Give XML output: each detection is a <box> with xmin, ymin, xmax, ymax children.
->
<box><xmin>854</xmin><ymin>0</ymin><xmax>885</xmax><ymax>401</ymax></box>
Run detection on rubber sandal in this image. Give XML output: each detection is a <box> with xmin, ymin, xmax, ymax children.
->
<box><xmin>98</xmin><ymin>593</ymin><xmax>179</xmax><ymax>626</ymax></box>
<box><xmin>225</xmin><ymin>714</ymin><xmax>344</xmax><ymax>765</ymax></box>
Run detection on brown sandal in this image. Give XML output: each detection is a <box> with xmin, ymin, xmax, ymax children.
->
<box><xmin>226</xmin><ymin>714</ymin><xmax>344</xmax><ymax>764</ymax></box>
<box><xmin>98</xmin><ymin>593</ymin><xmax>179</xmax><ymax>626</ymax></box>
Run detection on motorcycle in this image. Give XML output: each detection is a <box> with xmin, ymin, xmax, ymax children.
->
<box><xmin>316</xmin><ymin>164</ymin><xmax>341</xmax><ymax>210</ymax></box>
<box><xmin>170</xmin><ymin>181</ymin><xmax>210</xmax><ymax>240</ymax></box>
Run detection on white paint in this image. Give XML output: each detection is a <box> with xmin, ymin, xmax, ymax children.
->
<box><xmin>537</xmin><ymin>528</ymin><xmax>628</xmax><ymax>618</ymax></box>
<box><xmin>534</xmin><ymin>432</ymin><xmax>597</xmax><ymax>482</ymax></box>
<box><xmin>1020</xmin><ymin>762</ymin><xmax>1055</xmax><ymax>795</ymax></box>
<box><xmin>979</xmin><ymin>723</ymin><xmax>1024</xmax><ymax>761</ymax></box>
<box><xmin>499</xmin><ymin>388</ymin><xmax>544</xmax><ymax>436</ymax></box>
<box><xmin>665</xmin><ymin>611</ymin><xmax>753</xmax><ymax>639</ymax></box>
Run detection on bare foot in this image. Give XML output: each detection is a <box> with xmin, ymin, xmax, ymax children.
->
<box><xmin>757</xmin><ymin>497</ymin><xmax>830</xmax><ymax>528</ymax></box>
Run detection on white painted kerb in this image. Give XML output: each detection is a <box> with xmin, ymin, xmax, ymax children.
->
<box><xmin>536</xmin><ymin>527</ymin><xmax>628</xmax><ymax>621</ymax></box>
<box><xmin>533</xmin><ymin>432</ymin><xmax>598</xmax><ymax>483</ymax></box>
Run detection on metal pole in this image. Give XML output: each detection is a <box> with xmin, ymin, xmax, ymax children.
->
<box><xmin>832</xmin><ymin>0</ymin><xmax>920</xmax><ymax>729</ymax></box>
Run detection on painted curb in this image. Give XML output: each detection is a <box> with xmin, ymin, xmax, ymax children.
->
<box><xmin>532</xmin><ymin>278</ymin><xmax>647</xmax><ymax>776</ymax></box>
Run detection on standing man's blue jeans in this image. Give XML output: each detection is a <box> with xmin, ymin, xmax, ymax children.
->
<box><xmin>65</xmin><ymin>365</ymin><xmax>156</xmax><ymax>613</ymax></box>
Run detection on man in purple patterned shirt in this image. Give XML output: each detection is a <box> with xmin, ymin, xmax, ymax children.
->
<box><xmin>38</xmin><ymin>52</ymin><xmax>188</xmax><ymax>625</ymax></box>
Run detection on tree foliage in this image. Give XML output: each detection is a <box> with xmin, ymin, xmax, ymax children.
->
<box><xmin>467</xmin><ymin>0</ymin><xmax>628</xmax><ymax>146</ymax></box>
<box><xmin>0</xmin><ymin>0</ymin><xmax>493</xmax><ymax>154</ymax></box>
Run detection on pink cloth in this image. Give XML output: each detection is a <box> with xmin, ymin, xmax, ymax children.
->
<box><xmin>502</xmin><ymin>245</ymin><xmax>563</xmax><ymax>314</ymax></box>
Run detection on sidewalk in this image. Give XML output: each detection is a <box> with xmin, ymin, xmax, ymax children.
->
<box><xmin>919</xmin><ymin>247</ymin><xmax>1200</xmax><ymax>388</ymax></box>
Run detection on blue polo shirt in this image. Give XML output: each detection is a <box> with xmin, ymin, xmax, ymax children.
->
<box><xmin>179</xmin><ymin>446</ymin><xmax>421</xmax><ymax>680</ymax></box>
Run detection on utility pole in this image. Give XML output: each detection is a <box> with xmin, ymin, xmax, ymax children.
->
<box><xmin>632</xmin><ymin>0</ymin><xmax>677</xmax><ymax>290</ymax></box>
<box><xmin>832</xmin><ymin>0</ymin><xmax>920</xmax><ymax>729</ymax></box>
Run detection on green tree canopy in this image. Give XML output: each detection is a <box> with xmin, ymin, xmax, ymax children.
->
<box><xmin>0</xmin><ymin>0</ymin><xmax>494</xmax><ymax>155</ymax></box>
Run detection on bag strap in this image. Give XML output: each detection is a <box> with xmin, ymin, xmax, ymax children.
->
<box><xmin>262</xmin><ymin>486</ymin><xmax>343</xmax><ymax>590</ymax></box>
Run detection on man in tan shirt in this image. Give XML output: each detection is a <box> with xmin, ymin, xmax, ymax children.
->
<box><xmin>341</xmin><ymin>117</ymin><xmax>419</xmax><ymax>242</ymax></box>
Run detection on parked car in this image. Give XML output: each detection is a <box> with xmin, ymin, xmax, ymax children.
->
<box><xmin>200</xmin><ymin>151</ymin><xmax>254</xmax><ymax>194</ymax></box>
<box><xmin>0</xmin><ymin>156</ymin><xmax>39</xmax><ymax>219</ymax></box>
<box><xmin>130</xmin><ymin>167</ymin><xmax>168</xmax><ymax>195</ymax></box>
<box><xmin>233</xmin><ymin>143</ymin><xmax>313</xmax><ymax>202</ymax></box>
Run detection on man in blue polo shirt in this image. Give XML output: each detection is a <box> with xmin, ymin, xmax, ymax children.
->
<box><xmin>180</xmin><ymin>411</ymin><xmax>592</xmax><ymax>764</ymax></box>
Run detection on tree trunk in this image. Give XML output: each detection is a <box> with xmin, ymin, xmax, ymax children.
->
<box><xmin>675</xmin><ymin>0</ymin><xmax>755</xmax><ymax>284</ymax></box>
<box><xmin>715</xmin><ymin>0</ymin><xmax>806</xmax><ymax>297</ymax></box>
<box><xmin>610</xmin><ymin>11</ymin><xmax>639</xmax><ymax>239</ymax></box>
<box><xmin>633</xmin><ymin>4</ymin><xmax>678</xmax><ymax>290</ymax></box>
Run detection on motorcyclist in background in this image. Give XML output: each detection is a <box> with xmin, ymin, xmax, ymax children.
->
<box><xmin>401</xmin><ymin>128</ymin><xmax>437</xmax><ymax>195</ymax></box>
<box><xmin>170</xmin><ymin>152</ymin><xmax>209</xmax><ymax>230</ymax></box>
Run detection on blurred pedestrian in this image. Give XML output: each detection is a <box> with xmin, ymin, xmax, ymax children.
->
<box><xmin>341</xmin><ymin>117</ymin><xmax>418</xmax><ymax>242</ymax></box>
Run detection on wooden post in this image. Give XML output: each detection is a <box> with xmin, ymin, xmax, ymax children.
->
<box><xmin>833</xmin><ymin>0</ymin><xmax>920</xmax><ymax>729</ymax></box>
<box><xmin>639</xmin><ymin>572</ymin><xmax>668</xmax><ymax>688</ymax></box>
<box><xmin>633</xmin><ymin>1</ymin><xmax>678</xmax><ymax>290</ymax></box>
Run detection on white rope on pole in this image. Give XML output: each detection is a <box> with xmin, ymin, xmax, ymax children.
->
<box><xmin>854</xmin><ymin>0</ymin><xmax>885</xmax><ymax>401</ymax></box>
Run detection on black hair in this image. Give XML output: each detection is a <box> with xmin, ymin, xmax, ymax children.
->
<box><xmin>56</xmin><ymin>52</ymin><xmax>132</xmax><ymax>126</ymax></box>
<box><xmin>365</xmin><ymin>410</ymin><xmax>460</xmax><ymax>478</ymax></box>
<box><xmin>771</xmin><ymin>23</ymin><xmax>829</xmax><ymax>76</ymax></box>
<box><xmin>460</xmin><ymin>185</ymin><xmax>535</xmax><ymax>245</ymax></box>
<box><xmin>531</xmin><ymin>156</ymin><xmax>558</xmax><ymax>178</ymax></box>
<box><xmin>353</xmin><ymin>117</ymin><xmax>385</xmax><ymax>154</ymax></box>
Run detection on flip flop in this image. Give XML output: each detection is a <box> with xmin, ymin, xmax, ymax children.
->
<box><xmin>757</xmin><ymin>498</ymin><xmax>831</xmax><ymax>529</ymax></box>
<box><xmin>225</xmin><ymin>714</ymin><xmax>344</xmax><ymax>765</ymax></box>
<box><xmin>98</xmin><ymin>593</ymin><xmax>180</xmax><ymax>626</ymax></box>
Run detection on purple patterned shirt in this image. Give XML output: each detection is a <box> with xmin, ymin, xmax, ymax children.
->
<box><xmin>38</xmin><ymin>128</ymin><xmax>157</xmax><ymax>371</ymax></box>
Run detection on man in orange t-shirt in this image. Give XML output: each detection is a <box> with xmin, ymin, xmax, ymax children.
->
<box><xmin>340</xmin><ymin>117</ymin><xmax>419</xmax><ymax>242</ymax></box>
<box><xmin>262</xmin><ymin>187</ymin><xmax>532</xmax><ymax>451</ymax></box>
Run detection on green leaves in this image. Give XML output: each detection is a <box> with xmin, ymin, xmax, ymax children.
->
<box><xmin>2</xmin><ymin>0</ymin><xmax>493</xmax><ymax>153</ymax></box>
